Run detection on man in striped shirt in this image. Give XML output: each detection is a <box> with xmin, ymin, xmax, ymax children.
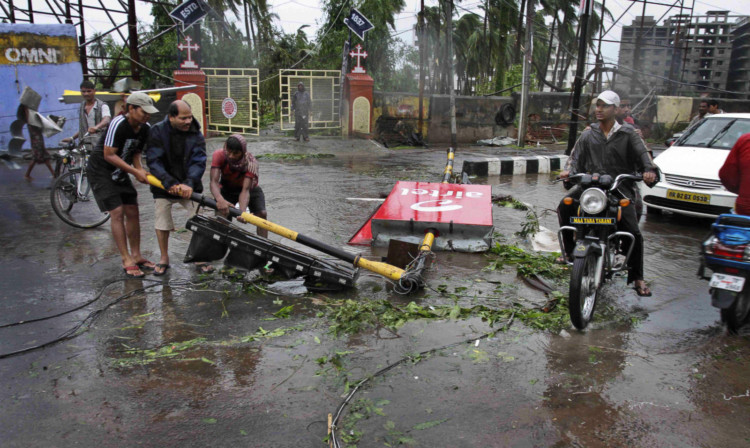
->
<box><xmin>87</xmin><ymin>92</ymin><xmax>158</xmax><ymax>278</ymax></box>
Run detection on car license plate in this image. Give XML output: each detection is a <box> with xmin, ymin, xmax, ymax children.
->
<box><xmin>570</xmin><ymin>217</ymin><xmax>616</xmax><ymax>225</ymax></box>
<box><xmin>666</xmin><ymin>189</ymin><xmax>710</xmax><ymax>204</ymax></box>
<box><xmin>709</xmin><ymin>273</ymin><xmax>745</xmax><ymax>292</ymax></box>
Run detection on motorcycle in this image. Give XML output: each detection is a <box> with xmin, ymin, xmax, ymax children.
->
<box><xmin>558</xmin><ymin>173</ymin><xmax>644</xmax><ymax>330</ymax></box>
<box><xmin>699</xmin><ymin>214</ymin><xmax>750</xmax><ymax>334</ymax></box>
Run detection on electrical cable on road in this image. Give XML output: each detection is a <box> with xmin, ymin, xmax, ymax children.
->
<box><xmin>0</xmin><ymin>278</ymin><xmax>200</xmax><ymax>360</ymax></box>
<box><xmin>328</xmin><ymin>312</ymin><xmax>516</xmax><ymax>448</ymax></box>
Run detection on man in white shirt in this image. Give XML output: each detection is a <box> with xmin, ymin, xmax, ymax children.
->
<box><xmin>64</xmin><ymin>80</ymin><xmax>112</xmax><ymax>150</ymax></box>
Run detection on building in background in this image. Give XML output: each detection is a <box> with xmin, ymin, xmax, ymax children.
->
<box><xmin>728</xmin><ymin>17</ymin><xmax>750</xmax><ymax>98</ymax></box>
<box><xmin>617</xmin><ymin>11</ymin><xmax>749</xmax><ymax>96</ymax></box>
<box><xmin>541</xmin><ymin>34</ymin><xmax>576</xmax><ymax>92</ymax></box>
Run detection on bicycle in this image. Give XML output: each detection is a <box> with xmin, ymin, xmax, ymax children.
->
<box><xmin>50</xmin><ymin>138</ymin><xmax>83</xmax><ymax>179</ymax></box>
<box><xmin>50</xmin><ymin>135</ymin><xmax>110</xmax><ymax>229</ymax></box>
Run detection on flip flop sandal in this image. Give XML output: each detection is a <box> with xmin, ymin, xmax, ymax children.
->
<box><xmin>136</xmin><ymin>260</ymin><xmax>156</xmax><ymax>270</ymax></box>
<box><xmin>123</xmin><ymin>265</ymin><xmax>145</xmax><ymax>278</ymax></box>
<box><xmin>153</xmin><ymin>263</ymin><xmax>170</xmax><ymax>276</ymax></box>
<box><xmin>633</xmin><ymin>285</ymin><xmax>652</xmax><ymax>297</ymax></box>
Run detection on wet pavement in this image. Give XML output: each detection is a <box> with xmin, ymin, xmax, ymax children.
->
<box><xmin>0</xmin><ymin>137</ymin><xmax>748</xmax><ymax>447</ymax></box>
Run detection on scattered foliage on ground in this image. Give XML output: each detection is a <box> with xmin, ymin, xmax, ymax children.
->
<box><xmin>111</xmin><ymin>325</ymin><xmax>302</xmax><ymax>367</ymax></box>
<box><xmin>486</xmin><ymin>243</ymin><xmax>568</xmax><ymax>281</ymax></box>
<box><xmin>257</xmin><ymin>153</ymin><xmax>335</xmax><ymax>161</ymax></box>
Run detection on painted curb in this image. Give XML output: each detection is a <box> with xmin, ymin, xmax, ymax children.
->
<box><xmin>461</xmin><ymin>155</ymin><xmax>568</xmax><ymax>176</ymax></box>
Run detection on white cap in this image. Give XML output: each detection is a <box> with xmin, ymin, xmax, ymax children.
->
<box><xmin>596</xmin><ymin>90</ymin><xmax>620</xmax><ymax>108</ymax></box>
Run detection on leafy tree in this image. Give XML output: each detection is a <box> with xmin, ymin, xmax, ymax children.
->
<box><xmin>313</xmin><ymin>0</ymin><xmax>406</xmax><ymax>90</ymax></box>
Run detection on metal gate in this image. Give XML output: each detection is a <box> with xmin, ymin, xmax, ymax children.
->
<box><xmin>280</xmin><ymin>69</ymin><xmax>341</xmax><ymax>131</ymax></box>
<box><xmin>204</xmin><ymin>68</ymin><xmax>259</xmax><ymax>135</ymax></box>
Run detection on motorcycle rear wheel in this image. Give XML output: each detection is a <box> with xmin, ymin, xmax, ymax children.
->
<box><xmin>720</xmin><ymin>288</ymin><xmax>750</xmax><ymax>335</ymax></box>
<box><xmin>569</xmin><ymin>253</ymin><xmax>601</xmax><ymax>330</ymax></box>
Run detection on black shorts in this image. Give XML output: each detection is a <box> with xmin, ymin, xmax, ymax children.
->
<box><xmin>88</xmin><ymin>167</ymin><xmax>139</xmax><ymax>212</ymax></box>
<box><xmin>222</xmin><ymin>186</ymin><xmax>266</xmax><ymax>215</ymax></box>
<box><xmin>96</xmin><ymin>191</ymin><xmax>138</xmax><ymax>212</ymax></box>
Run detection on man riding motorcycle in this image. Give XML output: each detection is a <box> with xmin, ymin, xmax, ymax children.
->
<box><xmin>558</xmin><ymin>90</ymin><xmax>658</xmax><ymax>297</ymax></box>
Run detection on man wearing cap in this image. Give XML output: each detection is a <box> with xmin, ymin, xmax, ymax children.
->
<box><xmin>147</xmin><ymin>100</ymin><xmax>210</xmax><ymax>276</ymax></box>
<box><xmin>64</xmin><ymin>80</ymin><xmax>112</xmax><ymax>150</ymax></box>
<box><xmin>558</xmin><ymin>90</ymin><xmax>658</xmax><ymax>297</ymax></box>
<box><xmin>291</xmin><ymin>82</ymin><xmax>311</xmax><ymax>142</ymax></box>
<box><xmin>87</xmin><ymin>92</ymin><xmax>159</xmax><ymax>278</ymax></box>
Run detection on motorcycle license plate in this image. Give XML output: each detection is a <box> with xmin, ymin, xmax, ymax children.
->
<box><xmin>666</xmin><ymin>189</ymin><xmax>710</xmax><ymax>204</ymax></box>
<box><xmin>570</xmin><ymin>217</ymin><xmax>616</xmax><ymax>225</ymax></box>
<box><xmin>709</xmin><ymin>273</ymin><xmax>745</xmax><ymax>292</ymax></box>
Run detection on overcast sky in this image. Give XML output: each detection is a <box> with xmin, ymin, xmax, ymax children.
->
<box><xmin>20</xmin><ymin>0</ymin><xmax>746</xmax><ymax>72</ymax></box>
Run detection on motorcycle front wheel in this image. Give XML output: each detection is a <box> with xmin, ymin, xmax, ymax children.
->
<box><xmin>569</xmin><ymin>253</ymin><xmax>601</xmax><ymax>330</ymax></box>
<box><xmin>720</xmin><ymin>288</ymin><xmax>750</xmax><ymax>335</ymax></box>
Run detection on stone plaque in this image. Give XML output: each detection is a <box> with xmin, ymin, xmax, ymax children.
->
<box><xmin>352</xmin><ymin>96</ymin><xmax>370</xmax><ymax>134</ymax></box>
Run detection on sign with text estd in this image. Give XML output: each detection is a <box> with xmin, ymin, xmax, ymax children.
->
<box><xmin>169</xmin><ymin>0</ymin><xmax>208</xmax><ymax>31</ymax></box>
<box><xmin>344</xmin><ymin>8</ymin><xmax>374</xmax><ymax>40</ymax></box>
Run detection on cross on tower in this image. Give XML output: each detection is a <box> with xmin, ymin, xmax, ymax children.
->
<box><xmin>349</xmin><ymin>44</ymin><xmax>368</xmax><ymax>74</ymax></box>
<box><xmin>178</xmin><ymin>36</ymin><xmax>200</xmax><ymax>69</ymax></box>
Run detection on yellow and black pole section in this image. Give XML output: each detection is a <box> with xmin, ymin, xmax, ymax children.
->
<box><xmin>441</xmin><ymin>147</ymin><xmax>455</xmax><ymax>183</ymax></box>
<box><xmin>418</xmin><ymin>147</ymin><xmax>456</xmax><ymax>253</ymax></box>
<box><xmin>146</xmin><ymin>175</ymin><xmax>405</xmax><ymax>282</ymax></box>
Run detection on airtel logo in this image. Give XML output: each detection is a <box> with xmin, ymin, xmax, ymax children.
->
<box><xmin>410</xmin><ymin>200</ymin><xmax>463</xmax><ymax>212</ymax></box>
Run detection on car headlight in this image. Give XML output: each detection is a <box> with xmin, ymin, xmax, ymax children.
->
<box><xmin>580</xmin><ymin>188</ymin><xmax>607</xmax><ymax>214</ymax></box>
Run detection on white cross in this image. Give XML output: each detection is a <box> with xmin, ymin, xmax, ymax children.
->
<box><xmin>349</xmin><ymin>44</ymin><xmax>368</xmax><ymax>74</ymax></box>
<box><xmin>178</xmin><ymin>36</ymin><xmax>200</xmax><ymax>69</ymax></box>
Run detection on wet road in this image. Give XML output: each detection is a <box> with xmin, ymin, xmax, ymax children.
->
<box><xmin>0</xmin><ymin>138</ymin><xmax>748</xmax><ymax>447</ymax></box>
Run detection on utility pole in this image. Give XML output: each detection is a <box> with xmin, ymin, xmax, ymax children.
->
<box><xmin>517</xmin><ymin>0</ymin><xmax>534</xmax><ymax>147</ymax></box>
<box><xmin>64</xmin><ymin>0</ymin><xmax>72</xmax><ymax>24</ymax></box>
<box><xmin>566</xmin><ymin>0</ymin><xmax>591</xmax><ymax>155</ymax></box>
<box><xmin>447</xmin><ymin>0</ymin><xmax>457</xmax><ymax>150</ymax></box>
<box><xmin>127</xmin><ymin>0</ymin><xmax>140</xmax><ymax>80</ymax></box>
<box><xmin>418</xmin><ymin>0</ymin><xmax>425</xmax><ymax>139</ymax></box>
<box><xmin>78</xmin><ymin>0</ymin><xmax>88</xmax><ymax>78</ymax></box>
<box><xmin>596</xmin><ymin>0</ymin><xmax>606</xmax><ymax>92</ymax></box>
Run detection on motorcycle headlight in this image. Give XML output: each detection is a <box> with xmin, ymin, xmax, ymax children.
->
<box><xmin>580</xmin><ymin>188</ymin><xmax>607</xmax><ymax>214</ymax></box>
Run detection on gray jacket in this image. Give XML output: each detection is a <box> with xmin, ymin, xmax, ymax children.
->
<box><xmin>568</xmin><ymin>122</ymin><xmax>656</xmax><ymax>199</ymax></box>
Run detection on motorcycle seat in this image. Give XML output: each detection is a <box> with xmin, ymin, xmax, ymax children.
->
<box><xmin>717</xmin><ymin>214</ymin><xmax>750</xmax><ymax>228</ymax></box>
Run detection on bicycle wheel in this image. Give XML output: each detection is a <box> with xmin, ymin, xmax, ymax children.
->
<box><xmin>50</xmin><ymin>168</ymin><xmax>110</xmax><ymax>229</ymax></box>
<box><xmin>568</xmin><ymin>252</ymin><xmax>602</xmax><ymax>330</ymax></box>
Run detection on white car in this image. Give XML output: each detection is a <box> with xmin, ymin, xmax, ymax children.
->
<box><xmin>641</xmin><ymin>113</ymin><xmax>750</xmax><ymax>218</ymax></box>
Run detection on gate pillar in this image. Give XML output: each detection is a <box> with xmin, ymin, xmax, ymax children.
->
<box><xmin>344</xmin><ymin>73</ymin><xmax>373</xmax><ymax>137</ymax></box>
<box><xmin>174</xmin><ymin>70</ymin><xmax>207</xmax><ymax>136</ymax></box>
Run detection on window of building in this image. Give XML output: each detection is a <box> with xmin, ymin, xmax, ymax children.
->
<box><xmin>718</xmin><ymin>60</ymin><xmax>723</xmax><ymax>66</ymax></box>
<box><xmin>715</xmin><ymin>72</ymin><xmax>722</xmax><ymax>77</ymax></box>
<box><xmin>719</xmin><ymin>49</ymin><xmax>725</xmax><ymax>54</ymax></box>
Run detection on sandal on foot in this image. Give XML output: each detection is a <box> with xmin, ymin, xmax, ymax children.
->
<box><xmin>633</xmin><ymin>284</ymin><xmax>652</xmax><ymax>297</ymax></box>
<box><xmin>123</xmin><ymin>265</ymin><xmax>145</xmax><ymax>278</ymax></box>
<box><xmin>153</xmin><ymin>263</ymin><xmax>170</xmax><ymax>276</ymax></box>
<box><xmin>196</xmin><ymin>263</ymin><xmax>215</xmax><ymax>274</ymax></box>
<box><xmin>136</xmin><ymin>259</ymin><xmax>156</xmax><ymax>270</ymax></box>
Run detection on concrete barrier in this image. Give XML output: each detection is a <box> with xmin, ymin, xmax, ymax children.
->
<box><xmin>461</xmin><ymin>155</ymin><xmax>568</xmax><ymax>177</ymax></box>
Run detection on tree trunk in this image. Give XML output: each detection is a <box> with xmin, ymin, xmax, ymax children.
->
<box><xmin>514</xmin><ymin>0</ymin><xmax>526</xmax><ymax>65</ymax></box>
<box><xmin>244</xmin><ymin>1</ymin><xmax>252</xmax><ymax>51</ymax></box>
<box><xmin>540</xmin><ymin>18</ymin><xmax>556</xmax><ymax>90</ymax></box>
